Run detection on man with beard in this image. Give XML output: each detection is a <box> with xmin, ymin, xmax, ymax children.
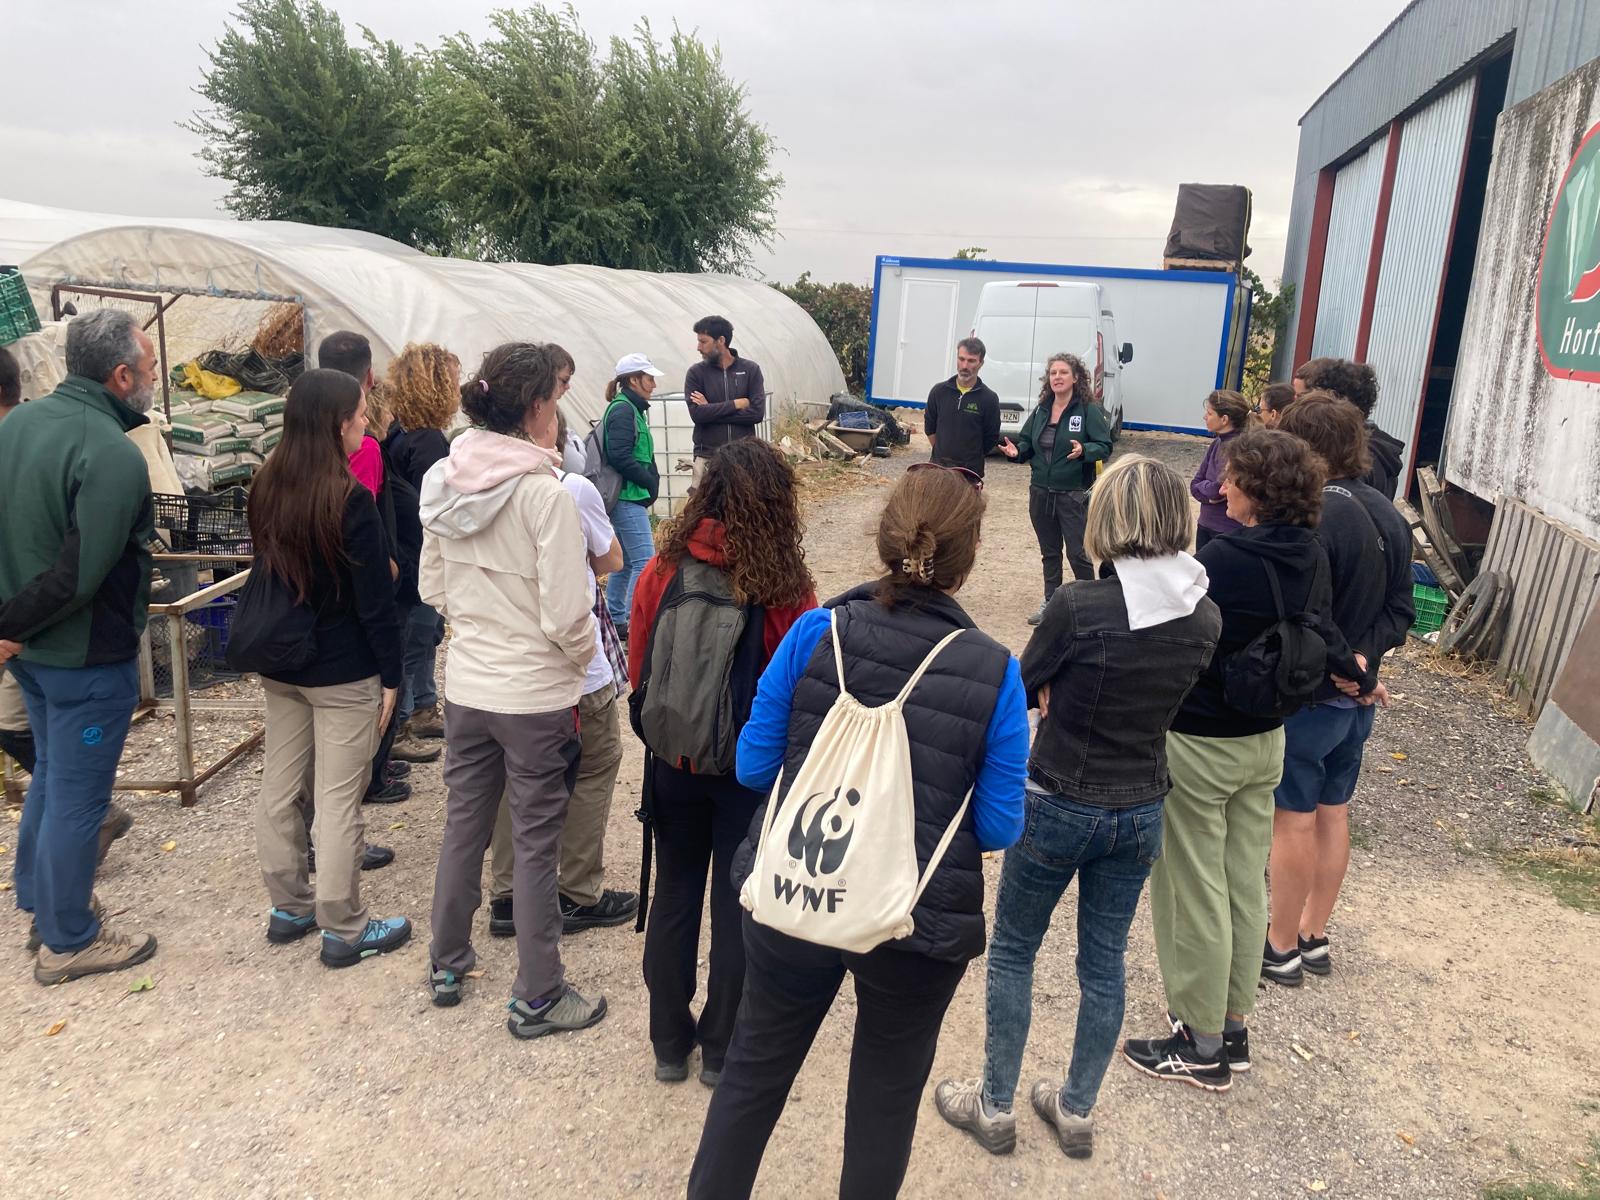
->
<box><xmin>0</xmin><ymin>308</ymin><xmax>159</xmax><ymax>985</ymax></box>
<box><xmin>686</xmin><ymin>315</ymin><xmax>767</xmax><ymax>486</ymax></box>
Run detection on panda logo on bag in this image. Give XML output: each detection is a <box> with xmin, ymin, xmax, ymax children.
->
<box><xmin>772</xmin><ymin>786</ymin><xmax>862</xmax><ymax>915</ymax></box>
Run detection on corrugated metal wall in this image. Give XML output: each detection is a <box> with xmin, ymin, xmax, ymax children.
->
<box><xmin>1365</xmin><ymin>77</ymin><xmax>1479</xmax><ymax>481</ymax></box>
<box><xmin>1310</xmin><ymin>135</ymin><xmax>1388</xmax><ymax>358</ymax></box>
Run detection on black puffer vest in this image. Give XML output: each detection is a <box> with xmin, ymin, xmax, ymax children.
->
<box><xmin>731</xmin><ymin>585</ymin><xmax>1011</xmax><ymax>963</ymax></box>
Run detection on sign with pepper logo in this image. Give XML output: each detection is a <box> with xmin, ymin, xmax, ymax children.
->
<box><xmin>1537</xmin><ymin>119</ymin><xmax>1600</xmax><ymax>381</ymax></box>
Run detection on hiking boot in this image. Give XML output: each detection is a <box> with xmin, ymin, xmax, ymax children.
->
<box><xmin>1223</xmin><ymin>1027</ymin><xmax>1252</xmax><ymax>1074</ymax></box>
<box><xmin>389</xmin><ymin>734</ymin><xmax>441</xmax><ymax>764</ymax></box>
<box><xmin>363</xmin><ymin>779</ymin><xmax>412</xmax><ymax>805</ymax></box>
<box><xmin>655</xmin><ymin>1056</ymin><xmax>689</xmax><ymax>1083</ymax></box>
<box><xmin>699</xmin><ymin>1063</ymin><xmax>722</xmax><ymax>1089</ymax></box>
<box><xmin>1030</xmin><ymin>1081</ymin><xmax>1094</xmax><ymax>1159</ymax></box>
<box><xmin>506</xmin><ymin>985</ymin><xmax>607</xmax><ymax>1039</ymax></box>
<box><xmin>1299</xmin><ymin>933</ymin><xmax>1332</xmax><ymax>976</ymax></box>
<box><xmin>488</xmin><ymin>896</ymin><xmax>515</xmax><ymax>938</ymax></box>
<box><xmin>409</xmin><ymin>705</ymin><xmax>445</xmax><ymax>740</ymax></box>
<box><xmin>34</xmin><ymin>922</ymin><xmax>157</xmax><ymax>985</ymax></box>
<box><xmin>933</xmin><ymin>1078</ymin><xmax>1016</xmax><ymax>1155</ymax></box>
<box><xmin>560</xmin><ymin>889</ymin><xmax>638</xmax><ymax>934</ymax></box>
<box><xmin>266</xmin><ymin>908</ymin><xmax>318</xmax><ymax>944</ymax></box>
<box><xmin>1122</xmin><ymin>1021</ymin><xmax>1231</xmax><ymax>1093</ymax></box>
<box><xmin>309</xmin><ymin>843</ymin><xmax>394</xmax><ymax>873</ymax></box>
<box><xmin>96</xmin><ymin>802</ymin><xmax>134</xmax><ymax>866</ymax></box>
<box><xmin>1027</xmin><ymin>600</ymin><xmax>1048</xmax><ymax>626</ymax></box>
<box><xmin>319</xmin><ymin>917</ymin><xmax>412</xmax><ymax>968</ymax></box>
<box><xmin>1262</xmin><ymin>938</ymin><xmax>1304</xmax><ymax>987</ymax></box>
<box><xmin>429</xmin><ymin>964</ymin><xmax>463</xmax><ymax>1008</ymax></box>
<box><xmin>26</xmin><ymin>895</ymin><xmax>104</xmax><ymax>954</ymax></box>
<box><xmin>384</xmin><ymin>760</ymin><xmax>412</xmax><ymax>782</ymax></box>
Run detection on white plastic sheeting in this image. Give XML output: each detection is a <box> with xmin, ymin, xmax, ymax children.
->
<box><xmin>1365</xmin><ymin>76</ymin><xmax>1477</xmax><ymax>485</ymax></box>
<box><xmin>1311</xmin><ymin>132</ymin><xmax>1389</xmax><ymax>359</ymax></box>
<box><xmin>7</xmin><ymin>202</ymin><xmax>845</xmax><ymax>431</ymax></box>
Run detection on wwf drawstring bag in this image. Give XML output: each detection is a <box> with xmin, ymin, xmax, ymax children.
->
<box><xmin>1221</xmin><ymin>556</ymin><xmax>1328</xmax><ymax>718</ymax></box>
<box><xmin>741</xmin><ymin>610</ymin><xmax>970</xmax><ymax>954</ymax></box>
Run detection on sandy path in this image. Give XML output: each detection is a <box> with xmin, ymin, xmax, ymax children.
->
<box><xmin>2</xmin><ymin>432</ymin><xmax>1594</xmax><ymax>1199</ymax></box>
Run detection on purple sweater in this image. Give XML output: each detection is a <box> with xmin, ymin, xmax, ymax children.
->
<box><xmin>1191</xmin><ymin>430</ymin><xmax>1243</xmax><ymax>535</ymax></box>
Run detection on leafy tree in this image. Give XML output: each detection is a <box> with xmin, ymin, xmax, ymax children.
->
<box><xmin>775</xmin><ymin>273</ymin><xmax>873</xmax><ymax>394</ymax></box>
<box><xmin>184</xmin><ymin>0</ymin><xmax>443</xmax><ymax>248</ymax></box>
<box><xmin>1242</xmin><ymin>268</ymin><xmax>1295</xmax><ymax>399</ymax></box>
<box><xmin>395</xmin><ymin>5</ymin><xmax>780</xmax><ymax>271</ymax></box>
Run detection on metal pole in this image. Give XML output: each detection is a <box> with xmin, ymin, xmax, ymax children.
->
<box><xmin>167</xmin><ymin>612</ymin><xmax>197</xmax><ymax>807</ymax></box>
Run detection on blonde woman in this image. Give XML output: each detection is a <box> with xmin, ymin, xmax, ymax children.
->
<box><xmin>1000</xmin><ymin>353</ymin><xmax>1113</xmax><ymax>624</ymax></box>
<box><xmin>381</xmin><ymin>343</ymin><xmax>462</xmax><ymax>747</ymax></box>
<box><xmin>935</xmin><ymin>457</ymin><xmax>1220</xmax><ymax>1160</ymax></box>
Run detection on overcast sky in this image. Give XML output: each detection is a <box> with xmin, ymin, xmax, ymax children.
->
<box><xmin>2</xmin><ymin>0</ymin><xmax>1406</xmax><ymax>285</ymax></box>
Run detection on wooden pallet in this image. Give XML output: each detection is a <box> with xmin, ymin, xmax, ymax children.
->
<box><xmin>1397</xmin><ymin>497</ymin><xmax>1464</xmax><ymax>597</ymax></box>
<box><xmin>1162</xmin><ymin>256</ymin><xmax>1238</xmax><ymax>274</ymax></box>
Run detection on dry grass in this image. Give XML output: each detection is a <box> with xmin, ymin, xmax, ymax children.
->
<box><xmin>250</xmin><ymin>303</ymin><xmax>304</xmax><ymax>359</ymax></box>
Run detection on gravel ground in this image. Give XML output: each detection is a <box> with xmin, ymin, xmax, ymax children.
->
<box><xmin>2</xmin><ymin>430</ymin><xmax>1596</xmax><ymax>1199</ymax></box>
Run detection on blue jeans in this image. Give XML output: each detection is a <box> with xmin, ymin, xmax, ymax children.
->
<box><xmin>399</xmin><ymin>604</ymin><xmax>442</xmax><ymax>724</ymax></box>
<box><xmin>605</xmin><ymin>500</ymin><xmax>654</xmax><ymax>629</ymax></box>
<box><xmin>983</xmin><ymin>790</ymin><xmax>1164</xmax><ymax>1116</ymax></box>
<box><xmin>10</xmin><ymin>658</ymin><xmax>140</xmax><ymax>953</ymax></box>
<box><xmin>1275</xmin><ymin>702</ymin><xmax>1377</xmax><ymax>813</ymax></box>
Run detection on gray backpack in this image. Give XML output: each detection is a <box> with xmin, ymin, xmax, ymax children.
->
<box><xmin>628</xmin><ymin>560</ymin><xmax>766</xmax><ymax>775</ymax></box>
<box><xmin>582</xmin><ymin>399</ymin><xmax>626</xmax><ymax>512</ymax></box>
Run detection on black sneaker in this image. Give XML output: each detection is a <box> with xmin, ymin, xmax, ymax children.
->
<box><xmin>1299</xmin><ymin>933</ymin><xmax>1332</xmax><ymax>976</ymax></box>
<box><xmin>319</xmin><ymin>917</ymin><xmax>412</xmax><ymax>968</ymax></box>
<box><xmin>655</xmin><ymin>1056</ymin><xmax>689</xmax><ymax>1083</ymax></box>
<box><xmin>699</xmin><ymin>1063</ymin><xmax>722</xmax><ymax>1089</ymax></box>
<box><xmin>362</xmin><ymin>780</ymin><xmax>412</xmax><ymax>805</ymax></box>
<box><xmin>309</xmin><ymin>842</ymin><xmax>394</xmax><ymax>873</ymax></box>
<box><xmin>1122</xmin><ymin>1022</ymin><xmax>1231</xmax><ymax>1093</ymax></box>
<box><xmin>1223</xmin><ymin>1027</ymin><xmax>1251</xmax><ymax>1074</ymax></box>
<box><xmin>1262</xmin><ymin>938</ymin><xmax>1304</xmax><ymax>987</ymax></box>
<box><xmin>488</xmin><ymin>896</ymin><xmax>515</xmax><ymax>938</ymax></box>
<box><xmin>560</xmin><ymin>889</ymin><xmax>639</xmax><ymax>934</ymax></box>
<box><xmin>384</xmin><ymin>760</ymin><xmax>412</xmax><ymax>782</ymax></box>
<box><xmin>1027</xmin><ymin>601</ymin><xmax>1047</xmax><ymax>626</ymax></box>
<box><xmin>266</xmin><ymin>907</ymin><xmax>318</xmax><ymax>944</ymax></box>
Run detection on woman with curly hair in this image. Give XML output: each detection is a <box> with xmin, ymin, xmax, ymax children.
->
<box><xmin>380</xmin><ymin>343</ymin><xmax>461</xmax><ymax>749</ymax></box>
<box><xmin>687</xmin><ymin>463</ymin><xmax>1028</xmax><ymax>1198</ymax></box>
<box><xmin>628</xmin><ymin>439</ymin><xmax>817</xmax><ymax>1089</ymax></box>
<box><xmin>1000</xmin><ymin>352</ymin><xmax>1114</xmax><ymax>624</ymax></box>
<box><xmin>1122</xmin><ymin>430</ymin><xmax>1366</xmax><ymax>1094</ymax></box>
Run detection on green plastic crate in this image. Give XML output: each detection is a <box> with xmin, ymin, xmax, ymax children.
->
<box><xmin>0</xmin><ymin>267</ymin><xmax>41</xmax><ymax>345</ymax></box>
<box><xmin>1412</xmin><ymin>583</ymin><xmax>1449</xmax><ymax>634</ymax></box>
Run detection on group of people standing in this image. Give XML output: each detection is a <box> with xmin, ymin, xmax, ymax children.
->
<box><xmin>2</xmin><ymin>304</ymin><xmax>1414</xmax><ymax>1196</ymax></box>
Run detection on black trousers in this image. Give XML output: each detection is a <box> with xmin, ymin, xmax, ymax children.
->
<box><xmin>688</xmin><ymin>916</ymin><xmax>968</xmax><ymax>1200</ymax></box>
<box><xmin>1028</xmin><ymin>485</ymin><xmax>1093</xmax><ymax>598</ymax></box>
<box><xmin>642</xmin><ymin>758</ymin><xmax>762</xmax><ymax>1069</ymax></box>
<box><xmin>1194</xmin><ymin>525</ymin><xmax>1216</xmax><ymax>552</ymax></box>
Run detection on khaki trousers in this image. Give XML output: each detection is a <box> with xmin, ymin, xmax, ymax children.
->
<box><xmin>256</xmin><ymin>676</ymin><xmax>382</xmax><ymax>942</ymax></box>
<box><xmin>1150</xmin><ymin>727</ymin><xmax>1285</xmax><ymax>1032</ymax></box>
<box><xmin>492</xmin><ymin>684</ymin><xmax>623</xmax><ymax>907</ymax></box>
<box><xmin>0</xmin><ymin>668</ymin><xmax>28</xmax><ymax>731</ymax></box>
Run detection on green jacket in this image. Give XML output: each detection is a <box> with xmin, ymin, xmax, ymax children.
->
<box><xmin>1013</xmin><ymin>398</ymin><xmax>1113</xmax><ymax>492</ymax></box>
<box><xmin>0</xmin><ymin>376</ymin><xmax>154</xmax><ymax>667</ymax></box>
<box><xmin>603</xmin><ymin>391</ymin><xmax>659</xmax><ymax>505</ymax></box>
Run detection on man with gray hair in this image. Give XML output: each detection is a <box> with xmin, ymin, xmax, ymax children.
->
<box><xmin>0</xmin><ymin>307</ymin><xmax>159</xmax><ymax>984</ymax></box>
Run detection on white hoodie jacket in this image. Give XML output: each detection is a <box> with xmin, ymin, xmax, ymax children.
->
<box><xmin>419</xmin><ymin>429</ymin><xmax>595</xmax><ymax>715</ymax></box>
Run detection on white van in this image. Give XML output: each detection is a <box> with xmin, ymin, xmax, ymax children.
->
<box><xmin>970</xmin><ymin>280</ymin><xmax>1133</xmax><ymax>441</ymax></box>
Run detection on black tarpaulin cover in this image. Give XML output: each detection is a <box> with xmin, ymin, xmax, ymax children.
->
<box><xmin>1164</xmin><ymin>184</ymin><xmax>1253</xmax><ymax>262</ymax></box>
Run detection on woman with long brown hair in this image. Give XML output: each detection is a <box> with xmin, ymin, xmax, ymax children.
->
<box><xmin>248</xmin><ymin>368</ymin><xmax>410</xmax><ymax>968</ymax></box>
<box><xmin>687</xmin><ymin>463</ymin><xmax>1028</xmax><ymax>1198</ymax></box>
<box><xmin>1000</xmin><ymin>352</ymin><xmax>1114</xmax><ymax>624</ymax></box>
<box><xmin>628</xmin><ymin>438</ymin><xmax>817</xmax><ymax>1088</ymax></box>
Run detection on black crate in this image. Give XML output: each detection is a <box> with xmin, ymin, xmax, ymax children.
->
<box><xmin>151</xmin><ymin>489</ymin><xmax>252</xmax><ymax>556</ymax></box>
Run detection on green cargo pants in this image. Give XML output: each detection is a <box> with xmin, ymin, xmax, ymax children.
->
<box><xmin>1150</xmin><ymin>726</ymin><xmax>1285</xmax><ymax>1033</ymax></box>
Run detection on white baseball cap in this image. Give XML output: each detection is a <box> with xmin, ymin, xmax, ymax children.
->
<box><xmin>614</xmin><ymin>352</ymin><xmax>665</xmax><ymax>378</ymax></box>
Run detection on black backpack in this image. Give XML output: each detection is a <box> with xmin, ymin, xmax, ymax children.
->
<box><xmin>628</xmin><ymin>559</ymin><xmax>766</xmax><ymax>775</ymax></box>
<box><xmin>1221</xmin><ymin>557</ymin><xmax>1328</xmax><ymax>719</ymax></box>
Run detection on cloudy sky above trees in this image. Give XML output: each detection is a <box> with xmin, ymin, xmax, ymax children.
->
<box><xmin>4</xmin><ymin>0</ymin><xmax>1404</xmax><ymax>284</ymax></box>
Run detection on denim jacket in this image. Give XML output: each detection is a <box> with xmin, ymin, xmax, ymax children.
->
<box><xmin>1020</xmin><ymin>574</ymin><xmax>1221</xmax><ymax>807</ymax></box>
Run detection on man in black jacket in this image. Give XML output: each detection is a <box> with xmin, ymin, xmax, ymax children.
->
<box><xmin>1292</xmin><ymin>357</ymin><xmax>1405</xmax><ymax>499</ymax></box>
<box><xmin>925</xmin><ymin>338</ymin><xmax>1001</xmax><ymax>478</ymax></box>
<box><xmin>685</xmin><ymin>315</ymin><xmax>765</xmax><ymax>485</ymax></box>
<box><xmin>1265</xmin><ymin>395</ymin><xmax>1412</xmax><ymax>986</ymax></box>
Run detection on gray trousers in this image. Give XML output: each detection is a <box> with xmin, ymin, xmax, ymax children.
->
<box><xmin>1029</xmin><ymin>485</ymin><xmax>1093</xmax><ymax>598</ymax></box>
<box><xmin>429</xmin><ymin>700</ymin><xmax>581</xmax><ymax>1002</ymax></box>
